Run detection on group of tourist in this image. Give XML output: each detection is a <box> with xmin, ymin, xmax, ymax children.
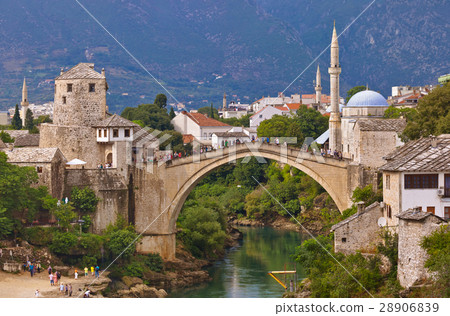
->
<box><xmin>97</xmin><ymin>163</ymin><xmax>112</xmax><ymax>169</ymax></box>
<box><xmin>48</xmin><ymin>266</ymin><xmax>61</xmax><ymax>285</ymax></box>
<box><xmin>23</xmin><ymin>260</ymin><xmax>41</xmax><ymax>277</ymax></box>
<box><xmin>318</xmin><ymin>148</ymin><xmax>343</xmax><ymax>160</ymax></box>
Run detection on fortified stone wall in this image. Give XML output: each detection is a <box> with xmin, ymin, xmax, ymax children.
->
<box><xmin>64</xmin><ymin>169</ymin><xmax>128</xmax><ymax>233</ymax></box>
<box><xmin>397</xmin><ymin>216</ymin><xmax>444</xmax><ymax>288</ymax></box>
<box><xmin>40</xmin><ymin>124</ymin><xmax>103</xmax><ymax>169</ymax></box>
<box><xmin>358</xmin><ymin>130</ymin><xmax>402</xmax><ymax>169</ymax></box>
<box><xmin>332</xmin><ymin>202</ymin><xmax>383</xmax><ymax>254</ymax></box>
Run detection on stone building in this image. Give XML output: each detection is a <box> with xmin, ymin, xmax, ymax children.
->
<box><xmin>13</xmin><ymin>134</ymin><xmax>40</xmax><ymax>148</ymax></box>
<box><xmin>380</xmin><ymin>134</ymin><xmax>450</xmax><ymax>226</ymax></box>
<box><xmin>342</xmin><ymin>118</ymin><xmax>406</xmax><ymax>168</ymax></box>
<box><xmin>331</xmin><ymin>202</ymin><xmax>384</xmax><ymax>254</ymax></box>
<box><xmin>1</xmin><ymin>147</ymin><xmax>67</xmax><ymax>199</ymax></box>
<box><xmin>396</xmin><ymin>208</ymin><xmax>447</xmax><ymax>288</ymax></box>
<box><xmin>40</xmin><ymin>63</ymin><xmax>109</xmax><ymax>169</ymax></box>
<box><xmin>0</xmin><ymin>111</ymin><xmax>11</xmax><ymax>125</ymax></box>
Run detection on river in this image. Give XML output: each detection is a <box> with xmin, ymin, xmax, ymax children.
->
<box><xmin>169</xmin><ymin>226</ymin><xmax>307</xmax><ymax>298</ymax></box>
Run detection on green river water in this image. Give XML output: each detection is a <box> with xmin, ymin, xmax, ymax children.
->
<box><xmin>169</xmin><ymin>226</ymin><xmax>307</xmax><ymax>298</ymax></box>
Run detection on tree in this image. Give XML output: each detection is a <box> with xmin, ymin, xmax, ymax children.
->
<box><xmin>25</xmin><ymin>108</ymin><xmax>34</xmax><ymax>131</ymax></box>
<box><xmin>107</xmin><ymin>229</ymin><xmax>139</xmax><ymax>258</ymax></box>
<box><xmin>71</xmin><ymin>186</ymin><xmax>99</xmax><ymax>213</ymax></box>
<box><xmin>402</xmin><ymin>83</ymin><xmax>450</xmax><ymax>140</ymax></box>
<box><xmin>346</xmin><ymin>86</ymin><xmax>366</xmax><ymax>103</ymax></box>
<box><xmin>197</xmin><ymin>106</ymin><xmax>218</xmax><ymax>119</ymax></box>
<box><xmin>52</xmin><ymin>203</ymin><xmax>77</xmax><ymax>231</ymax></box>
<box><xmin>34</xmin><ymin>115</ymin><xmax>52</xmax><ymax>125</ymax></box>
<box><xmin>0</xmin><ymin>131</ymin><xmax>14</xmax><ymax>143</ymax></box>
<box><xmin>169</xmin><ymin>107</ymin><xmax>176</xmax><ymax>119</ymax></box>
<box><xmin>219</xmin><ymin>114</ymin><xmax>251</xmax><ymax>127</ymax></box>
<box><xmin>154</xmin><ymin>93</ymin><xmax>167</xmax><ymax>109</ymax></box>
<box><xmin>121</xmin><ymin>104</ymin><xmax>173</xmax><ymax>130</ymax></box>
<box><xmin>383</xmin><ymin>105</ymin><xmax>416</xmax><ymax>120</ymax></box>
<box><xmin>295</xmin><ymin>105</ymin><xmax>329</xmax><ymax>139</ymax></box>
<box><xmin>257</xmin><ymin>115</ymin><xmax>303</xmax><ymax>146</ymax></box>
<box><xmin>421</xmin><ymin>225</ymin><xmax>450</xmax><ymax>297</ymax></box>
<box><xmin>11</xmin><ymin>104</ymin><xmax>22</xmax><ymax>130</ymax></box>
<box><xmin>0</xmin><ymin>208</ymin><xmax>13</xmax><ymax>238</ymax></box>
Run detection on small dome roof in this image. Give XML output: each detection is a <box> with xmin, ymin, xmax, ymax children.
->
<box><xmin>347</xmin><ymin>90</ymin><xmax>388</xmax><ymax>107</ymax></box>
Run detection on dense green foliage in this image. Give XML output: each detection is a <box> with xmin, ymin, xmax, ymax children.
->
<box><xmin>383</xmin><ymin>105</ymin><xmax>416</xmax><ymax>120</ymax></box>
<box><xmin>121</xmin><ymin>102</ymin><xmax>173</xmax><ymax>131</ymax></box>
<box><xmin>352</xmin><ymin>185</ymin><xmax>383</xmax><ymax>206</ymax></box>
<box><xmin>294</xmin><ymin>234</ymin><xmax>383</xmax><ymax>297</ymax></box>
<box><xmin>197</xmin><ymin>105</ymin><xmax>219</xmax><ymax>119</ymax></box>
<box><xmin>34</xmin><ymin>115</ymin><xmax>52</xmax><ymax>125</ymax></box>
<box><xmin>421</xmin><ymin>225</ymin><xmax>450</xmax><ymax>297</ymax></box>
<box><xmin>402</xmin><ymin>83</ymin><xmax>450</xmax><ymax>140</ymax></box>
<box><xmin>346</xmin><ymin>86</ymin><xmax>366</xmax><ymax>103</ymax></box>
<box><xmin>219</xmin><ymin>113</ymin><xmax>251</xmax><ymax>127</ymax></box>
<box><xmin>71</xmin><ymin>186</ymin><xmax>100</xmax><ymax>213</ymax></box>
<box><xmin>0</xmin><ymin>131</ymin><xmax>14</xmax><ymax>143</ymax></box>
<box><xmin>0</xmin><ymin>208</ymin><xmax>13</xmax><ymax>238</ymax></box>
<box><xmin>0</xmin><ymin>152</ymin><xmax>55</xmax><ymax>226</ymax></box>
<box><xmin>257</xmin><ymin>105</ymin><xmax>328</xmax><ymax>146</ymax></box>
<box><xmin>11</xmin><ymin>104</ymin><xmax>22</xmax><ymax>130</ymax></box>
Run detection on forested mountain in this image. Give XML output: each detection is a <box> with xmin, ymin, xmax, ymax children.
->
<box><xmin>0</xmin><ymin>0</ymin><xmax>448</xmax><ymax>112</ymax></box>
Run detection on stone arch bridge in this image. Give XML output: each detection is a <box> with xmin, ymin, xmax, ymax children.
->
<box><xmin>131</xmin><ymin>143</ymin><xmax>370</xmax><ymax>259</ymax></box>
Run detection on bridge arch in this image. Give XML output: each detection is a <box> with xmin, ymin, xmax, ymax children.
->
<box><xmin>166</xmin><ymin>144</ymin><xmax>351</xmax><ymax>232</ymax></box>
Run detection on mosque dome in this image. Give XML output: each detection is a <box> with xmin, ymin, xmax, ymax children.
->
<box><xmin>346</xmin><ymin>90</ymin><xmax>388</xmax><ymax>107</ymax></box>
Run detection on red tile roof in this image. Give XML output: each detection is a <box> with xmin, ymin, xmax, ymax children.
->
<box><xmin>182</xmin><ymin>111</ymin><xmax>230</xmax><ymax>127</ymax></box>
<box><xmin>285</xmin><ymin>103</ymin><xmax>301</xmax><ymax>110</ymax></box>
<box><xmin>182</xmin><ymin>134</ymin><xmax>195</xmax><ymax>144</ymax></box>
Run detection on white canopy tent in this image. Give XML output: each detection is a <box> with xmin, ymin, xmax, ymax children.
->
<box><xmin>66</xmin><ymin>158</ymin><xmax>87</xmax><ymax>165</ymax></box>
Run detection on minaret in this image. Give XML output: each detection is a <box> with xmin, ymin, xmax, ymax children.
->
<box><xmin>222</xmin><ymin>92</ymin><xmax>227</xmax><ymax>111</ymax></box>
<box><xmin>21</xmin><ymin>78</ymin><xmax>29</xmax><ymax>126</ymax></box>
<box><xmin>315</xmin><ymin>65</ymin><xmax>322</xmax><ymax>104</ymax></box>
<box><xmin>328</xmin><ymin>22</ymin><xmax>342</xmax><ymax>152</ymax></box>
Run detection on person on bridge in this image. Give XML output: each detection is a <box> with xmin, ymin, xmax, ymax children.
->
<box><xmin>275</xmin><ymin>138</ymin><xmax>279</xmax><ymax>145</ymax></box>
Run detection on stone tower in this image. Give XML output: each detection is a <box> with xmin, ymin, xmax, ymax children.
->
<box><xmin>315</xmin><ymin>65</ymin><xmax>322</xmax><ymax>104</ymax></box>
<box><xmin>53</xmin><ymin>63</ymin><xmax>107</xmax><ymax>127</ymax></box>
<box><xmin>21</xmin><ymin>78</ymin><xmax>29</xmax><ymax>126</ymax></box>
<box><xmin>222</xmin><ymin>92</ymin><xmax>227</xmax><ymax>111</ymax></box>
<box><xmin>328</xmin><ymin>22</ymin><xmax>342</xmax><ymax>152</ymax></box>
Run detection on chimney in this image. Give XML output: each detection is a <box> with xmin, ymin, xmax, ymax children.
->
<box><xmin>60</xmin><ymin>68</ymin><xmax>64</xmax><ymax>75</ymax></box>
<box><xmin>101</xmin><ymin>68</ymin><xmax>105</xmax><ymax>76</ymax></box>
<box><xmin>356</xmin><ymin>201</ymin><xmax>365</xmax><ymax>215</ymax></box>
<box><xmin>430</xmin><ymin>135</ymin><xmax>437</xmax><ymax>148</ymax></box>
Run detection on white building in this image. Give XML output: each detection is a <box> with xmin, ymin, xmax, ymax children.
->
<box><xmin>0</xmin><ymin>111</ymin><xmax>11</xmax><ymax>125</ymax></box>
<box><xmin>171</xmin><ymin>111</ymin><xmax>231</xmax><ymax>143</ymax></box>
<box><xmin>251</xmin><ymin>93</ymin><xmax>301</xmax><ymax>113</ymax></box>
<box><xmin>380</xmin><ymin>134</ymin><xmax>450</xmax><ymax>226</ymax></box>
<box><xmin>249</xmin><ymin>106</ymin><xmax>284</xmax><ymax>128</ymax></box>
<box><xmin>211</xmin><ymin>127</ymin><xmax>257</xmax><ymax>149</ymax></box>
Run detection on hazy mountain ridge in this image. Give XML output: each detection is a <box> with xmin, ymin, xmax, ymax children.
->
<box><xmin>0</xmin><ymin>0</ymin><xmax>447</xmax><ymax>113</ymax></box>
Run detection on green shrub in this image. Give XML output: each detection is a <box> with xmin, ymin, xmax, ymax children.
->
<box><xmin>80</xmin><ymin>255</ymin><xmax>98</xmax><ymax>268</ymax></box>
<box><xmin>124</xmin><ymin>261</ymin><xmax>145</xmax><ymax>278</ymax></box>
<box><xmin>23</xmin><ymin>226</ymin><xmax>57</xmax><ymax>246</ymax></box>
<box><xmin>71</xmin><ymin>186</ymin><xmax>99</xmax><ymax>213</ymax></box>
<box><xmin>145</xmin><ymin>253</ymin><xmax>164</xmax><ymax>273</ymax></box>
<box><xmin>50</xmin><ymin>232</ymin><xmax>78</xmax><ymax>255</ymax></box>
<box><xmin>106</xmin><ymin>229</ymin><xmax>139</xmax><ymax>259</ymax></box>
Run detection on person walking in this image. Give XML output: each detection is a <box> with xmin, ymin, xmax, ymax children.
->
<box><xmin>53</xmin><ymin>272</ymin><xmax>58</xmax><ymax>285</ymax></box>
<box><xmin>68</xmin><ymin>284</ymin><xmax>72</xmax><ymax>297</ymax></box>
<box><xmin>37</xmin><ymin>262</ymin><xmax>41</xmax><ymax>273</ymax></box>
<box><xmin>84</xmin><ymin>267</ymin><xmax>88</xmax><ymax>277</ymax></box>
<box><xmin>90</xmin><ymin>266</ymin><xmax>94</xmax><ymax>276</ymax></box>
<box><xmin>95</xmin><ymin>265</ymin><xmax>100</xmax><ymax>278</ymax></box>
<box><xmin>35</xmin><ymin>289</ymin><xmax>39</xmax><ymax>298</ymax></box>
<box><xmin>48</xmin><ymin>266</ymin><xmax>52</xmax><ymax>275</ymax></box>
<box><xmin>56</xmin><ymin>271</ymin><xmax>61</xmax><ymax>283</ymax></box>
<box><xmin>49</xmin><ymin>273</ymin><xmax>54</xmax><ymax>286</ymax></box>
<box><xmin>59</xmin><ymin>283</ymin><xmax>64</xmax><ymax>293</ymax></box>
<box><xmin>65</xmin><ymin>284</ymin><xmax>68</xmax><ymax>296</ymax></box>
<box><xmin>29</xmin><ymin>263</ymin><xmax>34</xmax><ymax>277</ymax></box>
<box><xmin>74</xmin><ymin>270</ymin><xmax>78</xmax><ymax>280</ymax></box>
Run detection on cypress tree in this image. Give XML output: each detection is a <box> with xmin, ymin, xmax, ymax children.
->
<box><xmin>169</xmin><ymin>107</ymin><xmax>176</xmax><ymax>119</ymax></box>
<box><xmin>11</xmin><ymin>104</ymin><xmax>22</xmax><ymax>130</ymax></box>
<box><xmin>210</xmin><ymin>102</ymin><xmax>214</xmax><ymax>118</ymax></box>
<box><xmin>25</xmin><ymin>108</ymin><xmax>34</xmax><ymax>131</ymax></box>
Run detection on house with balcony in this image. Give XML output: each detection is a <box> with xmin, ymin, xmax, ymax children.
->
<box><xmin>380</xmin><ymin>134</ymin><xmax>450</xmax><ymax>226</ymax></box>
